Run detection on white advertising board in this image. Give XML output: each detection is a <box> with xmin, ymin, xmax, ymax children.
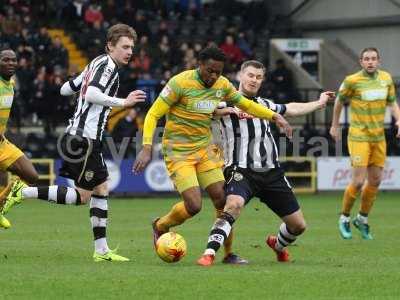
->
<box><xmin>317</xmin><ymin>157</ymin><xmax>400</xmax><ymax>190</ymax></box>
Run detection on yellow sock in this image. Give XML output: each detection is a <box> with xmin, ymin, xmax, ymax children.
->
<box><xmin>360</xmin><ymin>185</ymin><xmax>378</xmax><ymax>215</ymax></box>
<box><xmin>215</xmin><ymin>209</ymin><xmax>234</xmax><ymax>256</ymax></box>
<box><xmin>0</xmin><ymin>181</ymin><xmax>13</xmax><ymax>208</ymax></box>
<box><xmin>341</xmin><ymin>183</ymin><xmax>359</xmax><ymax>215</ymax></box>
<box><xmin>157</xmin><ymin>201</ymin><xmax>192</xmax><ymax>232</ymax></box>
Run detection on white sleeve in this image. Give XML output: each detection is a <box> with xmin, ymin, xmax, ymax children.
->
<box><xmin>60</xmin><ymin>71</ymin><xmax>85</xmax><ymax>96</ymax></box>
<box><xmin>85</xmin><ymin>86</ymin><xmax>125</xmax><ymax>107</ymax></box>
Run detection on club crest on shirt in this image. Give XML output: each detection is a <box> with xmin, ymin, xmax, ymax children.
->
<box><xmin>233</xmin><ymin>172</ymin><xmax>243</xmax><ymax>181</ymax></box>
<box><xmin>216</xmin><ymin>90</ymin><xmax>223</xmax><ymax>98</ymax></box>
<box><xmin>85</xmin><ymin>170</ymin><xmax>94</xmax><ymax>182</ymax></box>
<box><xmin>99</xmin><ymin>66</ymin><xmax>113</xmax><ymax>87</ymax></box>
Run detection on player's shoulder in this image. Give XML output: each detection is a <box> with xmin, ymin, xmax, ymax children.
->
<box><xmin>345</xmin><ymin>71</ymin><xmax>363</xmax><ymax>83</ymax></box>
<box><xmin>89</xmin><ymin>54</ymin><xmax>113</xmax><ymax>69</ymax></box>
<box><xmin>214</xmin><ymin>75</ymin><xmax>232</xmax><ymax>89</ymax></box>
<box><xmin>169</xmin><ymin>69</ymin><xmax>196</xmax><ymax>85</ymax></box>
<box><xmin>377</xmin><ymin>69</ymin><xmax>393</xmax><ymax>81</ymax></box>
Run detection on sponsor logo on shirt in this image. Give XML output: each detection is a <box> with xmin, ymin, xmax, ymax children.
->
<box><xmin>194</xmin><ymin>100</ymin><xmax>217</xmax><ymax>112</ymax></box>
<box><xmin>361</xmin><ymin>89</ymin><xmax>388</xmax><ymax>101</ymax></box>
<box><xmin>0</xmin><ymin>95</ymin><xmax>13</xmax><ymax>108</ymax></box>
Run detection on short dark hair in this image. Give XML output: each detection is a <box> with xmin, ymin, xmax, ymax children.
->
<box><xmin>106</xmin><ymin>24</ymin><xmax>137</xmax><ymax>50</ymax></box>
<box><xmin>198</xmin><ymin>46</ymin><xmax>226</xmax><ymax>63</ymax></box>
<box><xmin>0</xmin><ymin>48</ymin><xmax>15</xmax><ymax>58</ymax></box>
<box><xmin>240</xmin><ymin>60</ymin><xmax>266</xmax><ymax>73</ymax></box>
<box><xmin>359</xmin><ymin>47</ymin><xmax>380</xmax><ymax>59</ymax></box>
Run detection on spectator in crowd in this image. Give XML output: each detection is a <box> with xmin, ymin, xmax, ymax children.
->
<box><xmin>220</xmin><ymin>35</ymin><xmax>244</xmax><ymax>66</ymax></box>
<box><xmin>132</xmin><ymin>49</ymin><xmax>152</xmax><ymax>74</ymax></box>
<box><xmin>84</xmin><ymin>3</ymin><xmax>104</xmax><ymax>25</ymax></box>
<box><xmin>112</xmin><ymin>108</ymin><xmax>140</xmax><ymax>145</ymax></box>
<box><xmin>48</xmin><ymin>36</ymin><xmax>68</xmax><ymax>70</ymax></box>
<box><xmin>270</xmin><ymin>59</ymin><xmax>296</xmax><ymax>103</ymax></box>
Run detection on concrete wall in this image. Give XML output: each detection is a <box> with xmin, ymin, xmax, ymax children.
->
<box><xmin>287</xmin><ymin>0</ymin><xmax>400</xmax><ymax>77</ymax></box>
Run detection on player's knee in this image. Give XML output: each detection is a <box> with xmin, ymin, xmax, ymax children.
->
<box><xmin>296</xmin><ymin>222</ymin><xmax>307</xmax><ymax>235</ymax></box>
<box><xmin>352</xmin><ymin>180</ymin><xmax>364</xmax><ymax>191</ymax></box>
<box><xmin>185</xmin><ymin>200</ymin><xmax>202</xmax><ymax>215</ymax></box>
<box><xmin>368</xmin><ymin>177</ymin><xmax>381</xmax><ymax>187</ymax></box>
<box><xmin>79</xmin><ymin>192</ymin><xmax>91</xmax><ymax>204</ymax></box>
<box><xmin>287</xmin><ymin>219</ymin><xmax>307</xmax><ymax>236</ymax></box>
<box><xmin>225</xmin><ymin>198</ymin><xmax>243</xmax><ymax>217</ymax></box>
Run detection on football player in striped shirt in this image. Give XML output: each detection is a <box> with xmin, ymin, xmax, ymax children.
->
<box><xmin>196</xmin><ymin>60</ymin><xmax>334</xmax><ymax>266</ymax></box>
<box><xmin>331</xmin><ymin>47</ymin><xmax>400</xmax><ymax>240</ymax></box>
<box><xmin>133</xmin><ymin>47</ymin><xmax>293</xmax><ymax>264</ymax></box>
<box><xmin>0</xmin><ymin>49</ymin><xmax>39</xmax><ymax>229</ymax></box>
<box><xmin>2</xmin><ymin>25</ymin><xmax>146</xmax><ymax>262</ymax></box>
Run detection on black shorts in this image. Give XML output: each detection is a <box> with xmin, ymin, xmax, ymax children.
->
<box><xmin>224</xmin><ymin>166</ymin><xmax>300</xmax><ymax>218</ymax></box>
<box><xmin>58</xmin><ymin>134</ymin><xmax>108</xmax><ymax>190</ymax></box>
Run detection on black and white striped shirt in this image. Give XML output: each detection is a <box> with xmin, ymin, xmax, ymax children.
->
<box><xmin>219</xmin><ymin>96</ymin><xmax>286</xmax><ymax>170</ymax></box>
<box><xmin>66</xmin><ymin>54</ymin><xmax>119</xmax><ymax>141</ymax></box>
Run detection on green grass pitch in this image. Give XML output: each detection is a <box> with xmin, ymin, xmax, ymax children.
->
<box><xmin>1</xmin><ymin>193</ymin><xmax>400</xmax><ymax>299</ymax></box>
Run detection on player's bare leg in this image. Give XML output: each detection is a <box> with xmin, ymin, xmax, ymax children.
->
<box><xmin>7</xmin><ymin>156</ymin><xmax>39</xmax><ymax>185</ymax></box>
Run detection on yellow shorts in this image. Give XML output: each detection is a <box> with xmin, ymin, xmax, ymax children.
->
<box><xmin>0</xmin><ymin>137</ymin><xmax>24</xmax><ymax>171</ymax></box>
<box><xmin>164</xmin><ymin>144</ymin><xmax>225</xmax><ymax>193</ymax></box>
<box><xmin>348</xmin><ymin>139</ymin><xmax>386</xmax><ymax>168</ymax></box>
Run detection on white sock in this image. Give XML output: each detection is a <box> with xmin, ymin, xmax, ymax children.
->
<box><xmin>357</xmin><ymin>213</ymin><xmax>368</xmax><ymax>224</ymax></box>
<box><xmin>276</xmin><ymin>223</ymin><xmax>297</xmax><ymax>251</ymax></box>
<box><xmin>340</xmin><ymin>214</ymin><xmax>351</xmax><ymax>223</ymax></box>
<box><xmin>94</xmin><ymin>238</ymin><xmax>109</xmax><ymax>255</ymax></box>
<box><xmin>204</xmin><ymin>249</ymin><xmax>216</xmax><ymax>256</ymax></box>
<box><xmin>22</xmin><ymin>186</ymin><xmax>80</xmax><ymax>204</ymax></box>
<box><xmin>90</xmin><ymin>196</ymin><xmax>110</xmax><ymax>255</ymax></box>
<box><xmin>22</xmin><ymin>187</ymin><xmax>38</xmax><ymax>198</ymax></box>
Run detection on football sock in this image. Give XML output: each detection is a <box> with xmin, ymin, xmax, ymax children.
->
<box><xmin>275</xmin><ymin>223</ymin><xmax>298</xmax><ymax>252</ymax></box>
<box><xmin>0</xmin><ymin>182</ymin><xmax>13</xmax><ymax>203</ymax></box>
<box><xmin>216</xmin><ymin>208</ymin><xmax>234</xmax><ymax>256</ymax></box>
<box><xmin>360</xmin><ymin>184</ymin><xmax>378</xmax><ymax>215</ymax></box>
<box><xmin>22</xmin><ymin>186</ymin><xmax>81</xmax><ymax>205</ymax></box>
<box><xmin>90</xmin><ymin>195</ymin><xmax>110</xmax><ymax>255</ymax></box>
<box><xmin>339</xmin><ymin>214</ymin><xmax>351</xmax><ymax>223</ymax></box>
<box><xmin>204</xmin><ymin>212</ymin><xmax>235</xmax><ymax>256</ymax></box>
<box><xmin>157</xmin><ymin>201</ymin><xmax>192</xmax><ymax>232</ymax></box>
<box><xmin>341</xmin><ymin>183</ymin><xmax>359</xmax><ymax>215</ymax></box>
<box><xmin>356</xmin><ymin>212</ymin><xmax>368</xmax><ymax>224</ymax></box>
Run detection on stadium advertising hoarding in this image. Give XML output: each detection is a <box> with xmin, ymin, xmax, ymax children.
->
<box><xmin>55</xmin><ymin>159</ymin><xmax>174</xmax><ymax>193</ymax></box>
<box><xmin>271</xmin><ymin>38</ymin><xmax>322</xmax><ymax>81</ymax></box>
<box><xmin>317</xmin><ymin>157</ymin><xmax>400</xmax><ymax>190</ymax></box>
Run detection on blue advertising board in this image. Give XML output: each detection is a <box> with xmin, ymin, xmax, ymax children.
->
<box><xmin>54</xmin><ymin>159</ymin><xmax>174</xmax><ymax>193</ymax></box>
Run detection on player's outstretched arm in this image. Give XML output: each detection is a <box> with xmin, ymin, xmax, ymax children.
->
<box><xmin>388</xmin><ymin>101</ymin><xmax>400</xmax><ymax>138</ymax></box>
<box><xmin>132</xmin><ymin>98</ymin><xmax>170</xmax><ymax>174</ymax></box>
<box><xmin>85</xmin><ymin>86</ymin><xmax>146</xmax><ymax>107</ymax></box>
<box><xmin>236</xmin><ymin>97</ymin><xmax>293</xmax><ymax>139</ymax></box>
<box><xmin>284</xmin><ymin>91</ymin><xmax>335</xmax><ymax>117</ymax></box>
<box><xmin>330</xmin><ymin>96</ymin><xmax>344</xmax><ymax>142</ymax></box>
<box><xmin>60</xmin><ymin>72</ymin><xmax>85</xmax><ymax>96</ymax></box>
